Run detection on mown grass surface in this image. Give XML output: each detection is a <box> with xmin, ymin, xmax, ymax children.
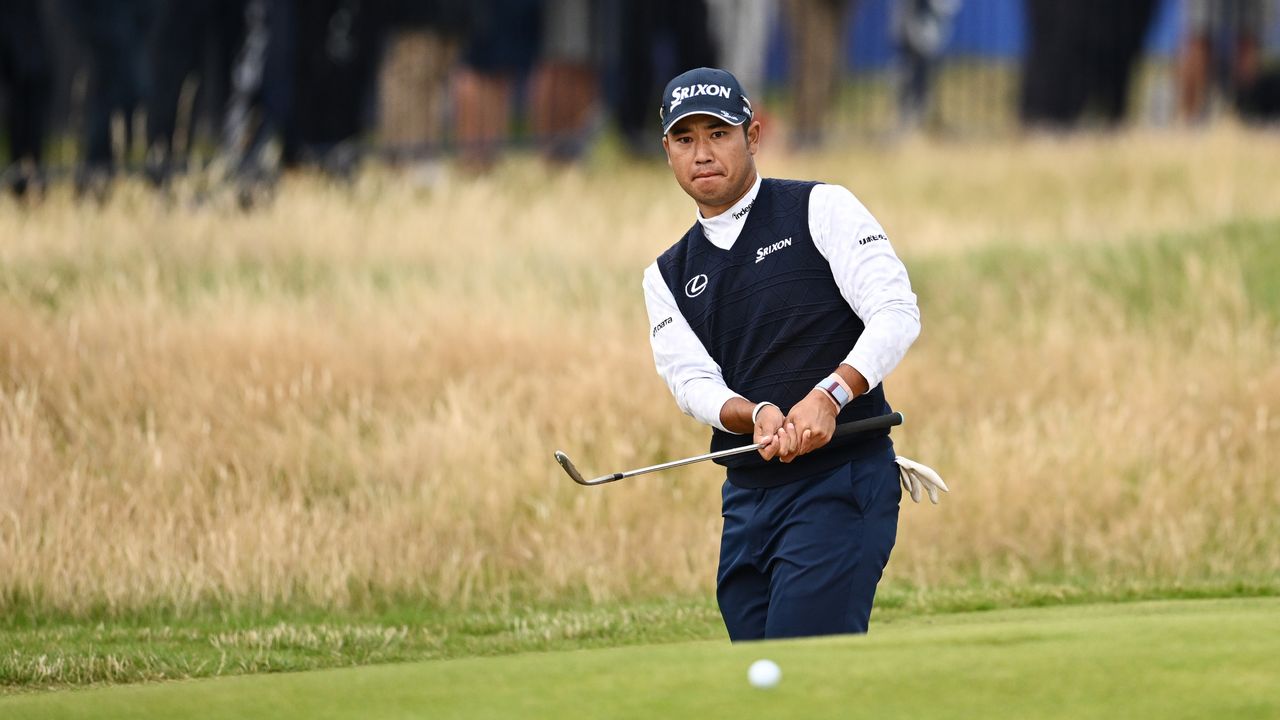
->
<box><xmin>0</xmin><ymin>598</ymin><xmax>721</xmax><ymax>693</ymax></box>
<box><xmin>4</xmin><ymin>598</ymin><xmax>1277</xmax><ymax>719</ymax></box>
<box><xmin>4</xmin><ymin>580</ymin><xmax>1276</xmax><ymax>693</ymax></box>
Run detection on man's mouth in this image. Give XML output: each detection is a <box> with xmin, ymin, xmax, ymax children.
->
<box><xmin>693</xmin><ymin>171</ymin><xmax>722</xmax><ymax>180</ymax></box>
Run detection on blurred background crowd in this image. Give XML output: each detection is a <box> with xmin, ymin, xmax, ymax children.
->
<box><xmin>1</xmin><ymin>0</ymin><xmax>1278</xmax><ymax>197</ymax></box>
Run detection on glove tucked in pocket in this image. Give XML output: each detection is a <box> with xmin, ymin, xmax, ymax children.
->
<box><xmin>895</xmin><ymin>455</ymin><xmax>949</xmax><ymax>504</ymax></box>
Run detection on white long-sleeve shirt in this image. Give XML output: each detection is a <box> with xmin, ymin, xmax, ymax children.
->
<box><xmin>643</xmin><ymin>175</ymin><xmax>920</xmax><ymax>433</ymax></box>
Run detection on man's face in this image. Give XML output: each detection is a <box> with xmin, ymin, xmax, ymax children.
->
<box><xmin>663</xmin><ymin>115</ymin><xmax>761</xmax><ymax>214</ymax></box>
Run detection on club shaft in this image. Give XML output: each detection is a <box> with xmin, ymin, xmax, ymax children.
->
<box><xmin>616</xmin><ymin>443</ymin><xmax>764</xmax><ymax>480</ymax></box>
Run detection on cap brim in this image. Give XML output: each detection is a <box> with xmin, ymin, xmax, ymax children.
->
<box><xmin>662</xmin><ymin>108</ymin><xmax>750</xmax><ymax>135</ymax></box>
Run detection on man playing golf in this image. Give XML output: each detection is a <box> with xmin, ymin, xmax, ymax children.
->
<box><xmin>644</xmin><ymin>67</ymin><xmax>944</xmax><ymax>640</ymax></box>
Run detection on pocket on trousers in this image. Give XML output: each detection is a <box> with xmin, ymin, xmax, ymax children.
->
<box><xmin>847</xmin><ymin>450</ymin><xmax>895</xmax><ymax>516</ymax></box>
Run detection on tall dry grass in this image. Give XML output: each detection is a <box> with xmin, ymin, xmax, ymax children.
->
<box><xmin>1</xmin><ymin>127</ymin><xmax>1278</xmax><ymax>616</ymax></box>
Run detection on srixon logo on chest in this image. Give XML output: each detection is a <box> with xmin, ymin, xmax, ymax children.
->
<box><xmin>755</xmin><ymin>237</ymin><xmax>793</xmax><ymax>264</ymax></box>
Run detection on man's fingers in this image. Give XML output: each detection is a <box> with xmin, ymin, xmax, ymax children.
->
<box><xmin>757</xmin><ymin>434</ymin><xmax>777</xmax><ymax>461</ymax></box>
<box><xmin>790</xmin><ymin>425</ymin><xmax>808</xmax><ymax>457</ymax></box>
<box><xmin>778</xmin><ymin>423</ymin><xmax>798</xmax><ymax>462</ymax></box>
<box><xmin>808</xmin><ymin>426</ymin><xmax>831</xmax><ymax>452</ymax></box>
<box><xmin>765</xmin><ymin>416</ymin><xmax>839</xmax><ymax>462</ymax></box>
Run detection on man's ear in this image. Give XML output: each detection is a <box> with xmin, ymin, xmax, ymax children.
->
<box><xmin>746</xmin><ymin>120</ymin><xmax>762</xmax><ymax>156</ymax></box>
<box><xmin>662</xmin><ymin>135</ymin><xmax>672</xmax><ymax>167</ymax></box>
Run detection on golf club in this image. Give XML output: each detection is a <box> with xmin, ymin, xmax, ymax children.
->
<box><xmin>555</xmin><ymin>411</ymin><xmax>904</xmax><ymax>486</ymax></box>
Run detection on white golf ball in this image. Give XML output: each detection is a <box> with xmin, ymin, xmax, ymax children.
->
<box><xmin>747</xmin><ymin>658</ymin><xmax>781</xmax><ymax>688</ymax></box>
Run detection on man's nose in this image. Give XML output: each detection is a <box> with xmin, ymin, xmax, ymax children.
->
<box><xmin>694</xmin><ymin>137</ymin><xmax>714</xmax><ymax>162</ymax></box>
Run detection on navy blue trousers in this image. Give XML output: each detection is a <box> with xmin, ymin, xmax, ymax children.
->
<box><xmin>716</xmin><ymin>445</ymin><xmax>901</xmax><ymax>640</ymax></box>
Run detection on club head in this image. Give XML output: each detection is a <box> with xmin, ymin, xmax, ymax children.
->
<box><xmin>554</xmin><ymin>451</ymin><xmax>588</xmax><ymax>485</ymax></box>
<box><xmin>554</xmin><ymin>451</ymin><xmax>624</xmax><ymax>486</ymax></box>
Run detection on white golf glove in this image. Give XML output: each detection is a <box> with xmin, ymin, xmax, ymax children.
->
<box><xmin>895</xmin><ymin>456</ymin><xmax>949</xmax><ymax>504</ymax></box>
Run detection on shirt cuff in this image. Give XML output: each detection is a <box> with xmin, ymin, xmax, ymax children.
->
<box><xmin>842</xmin><ymin>351</ymin><xmax>882</xmax><ymax>395</ymax></box>
<box><xmin>695</xmin><ymin>385</ymin><xmax>748</xmax><ymax>433</ymax></box>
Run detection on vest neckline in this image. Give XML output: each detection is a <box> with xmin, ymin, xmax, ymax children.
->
<box><xmin>692</xmin><ymin>179</ymin><xmax>772</xmax><ymax>257</ymax></box>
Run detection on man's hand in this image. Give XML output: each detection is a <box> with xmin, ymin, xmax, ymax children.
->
<box><xmin>778</xmin><ymin>389</ymin><xmax>838</xmax><ymax>463</ymax></box>
<box><xmin>896</xmin><ymin>456</ymin><xmax>949</xmax><ymax>504</ymax></box>
<box><xmin>753</xmin><ymin>403</ymin><xmax>789</xmax><ymax>461</ymax></box>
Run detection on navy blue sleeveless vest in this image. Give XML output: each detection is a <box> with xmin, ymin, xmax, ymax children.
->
<box><xmin>656</xmin><ymin>179</ymin><xmax>892</xmax><ymax>488</ymax></box>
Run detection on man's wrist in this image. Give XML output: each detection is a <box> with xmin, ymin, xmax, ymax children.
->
<box><xmin>751</xmin><ymin>401</ymin><xmax>779</xmax><ymax>424</ymax></box>
<box><xmin>836</xmin><ymin>362</ymin><xmax>871</xmax><ymax>397</ymax></box>
<box><xmin>829</xmin><ymin>372</ymin><xmax>853</xmax><ymax>398</ymax></box>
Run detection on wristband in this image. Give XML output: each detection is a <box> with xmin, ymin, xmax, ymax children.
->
<box><xmin>751</xmin><ymin>401</ymin><xmax>778</xmax><ymax>425</ymax></box>
<box><xmin>830</xmin><ymin>371</ymin><xmax>854</xmax><ymax>398</ymax></box>
<box><xmin>815</xmin><ymin>374</ymin><xmax>852</xmax><ymax>411</ymax></box>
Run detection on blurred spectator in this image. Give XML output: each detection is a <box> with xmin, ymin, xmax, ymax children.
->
<box><xmin>615</xmin><ymin>0</ymin><xmax>717</xmax><ymax>155</ymax></box>
<box><xmin>1177</xmin><ymin>0</ymin><xmax>1264</xmax><ymax>123</ymax></box>
<box><xmin>530</xmin><ymin>0</ymin><xmax>601</xmax><ymax>164</ymax></box>
<box><xmin>706</xmin><ymin>0</ymin><xmax>775</xmax><ymax>101</ymax></box>
<box><xmin>786</xmin><ymin>0</ymin><xmax>857</xmax><ymax>149</ymax></box>
<box><xmin>0</xmin><ymin>0</ymin><xmax>51</xmax><ymax>196</ymax></box>
<box><xmin>893</xmin><ymin>0</ymin><xmax>960</xmax><ymax>133</ymax></box>
<box><xmin>63</xmin><ymin>0</ymin><xmax>154</xmax><ymax>195</ymax></box>
<box><xmin>1237</xmin><ymin>67</ymin><xmax>1280</xmax><ymax>121</ymax></box>
<box><xmin>219</xmin><ymin>0</ymin><xmax>381</xmax><ymax>187</ymax></box>
<box><xmin>287</xmin><ymin>0</ymin><xmax>381</xmax><ymax>174</ymax></box>
<box><xmin>145</xmin><ymin>0</ymin><xmax>247</xmax><ymax>185</ymax></box>
<box><xmin>1019</xmin><ymin>0</ymin><xmax>1157</xmax><ymax>129</ymax></box>
<box><xmin>377</xmin><ymin>0</ymin><xmax>470</xmax><ymax>175</ymax></box>
<box><xmin>453</xmin><ymin>0</ymin><xmax>542</xmax><ymax>172</ymax></box>
<box><xmin>221</xmin><ymin>0</ymin><xmax>294</xmax><ymax>190</ymax></box>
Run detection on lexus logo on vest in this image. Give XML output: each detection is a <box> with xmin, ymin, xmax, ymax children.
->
<box><xmin>685</xmin><ymin>274</ymin><xmax>708</xmax><ymax>298</ymax></box>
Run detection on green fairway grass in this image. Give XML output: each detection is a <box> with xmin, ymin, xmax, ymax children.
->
<box><xmin>5</xmin><ymin>598</ymin><xmax>1277</xmax><ymax>719</ymax></box>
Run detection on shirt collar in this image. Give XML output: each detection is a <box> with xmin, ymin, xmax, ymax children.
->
<box><xmin>697</xmin><ymin>174</ymin><xmax>762</xmax><ymax>250</ymax></box>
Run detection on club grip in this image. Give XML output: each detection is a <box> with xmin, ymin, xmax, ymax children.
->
<box><xmin>831</xmin><ymin>411</ymin><xmax>904</xmax><ymax>440</ymax></box>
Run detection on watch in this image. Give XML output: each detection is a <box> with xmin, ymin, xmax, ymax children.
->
<box><xmin>816</xmin><ymin>375</ymin><xmax>851</xmax><ymax>410</ymax></box>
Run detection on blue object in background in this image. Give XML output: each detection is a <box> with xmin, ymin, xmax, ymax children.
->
<box><xmin>1145</xmin><ymin>0</ymin><xmax>1182</xmax><ymax>56</ymax></box>
<box><xmin>766</xmin><ymin>0</ymin><xmax>1187</xmax><ymax>82</ymax></box>
<box><xmin>846</xmin><ymin>0</ymin><xmax>1025</xmax><ymax>66</ymax></box>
